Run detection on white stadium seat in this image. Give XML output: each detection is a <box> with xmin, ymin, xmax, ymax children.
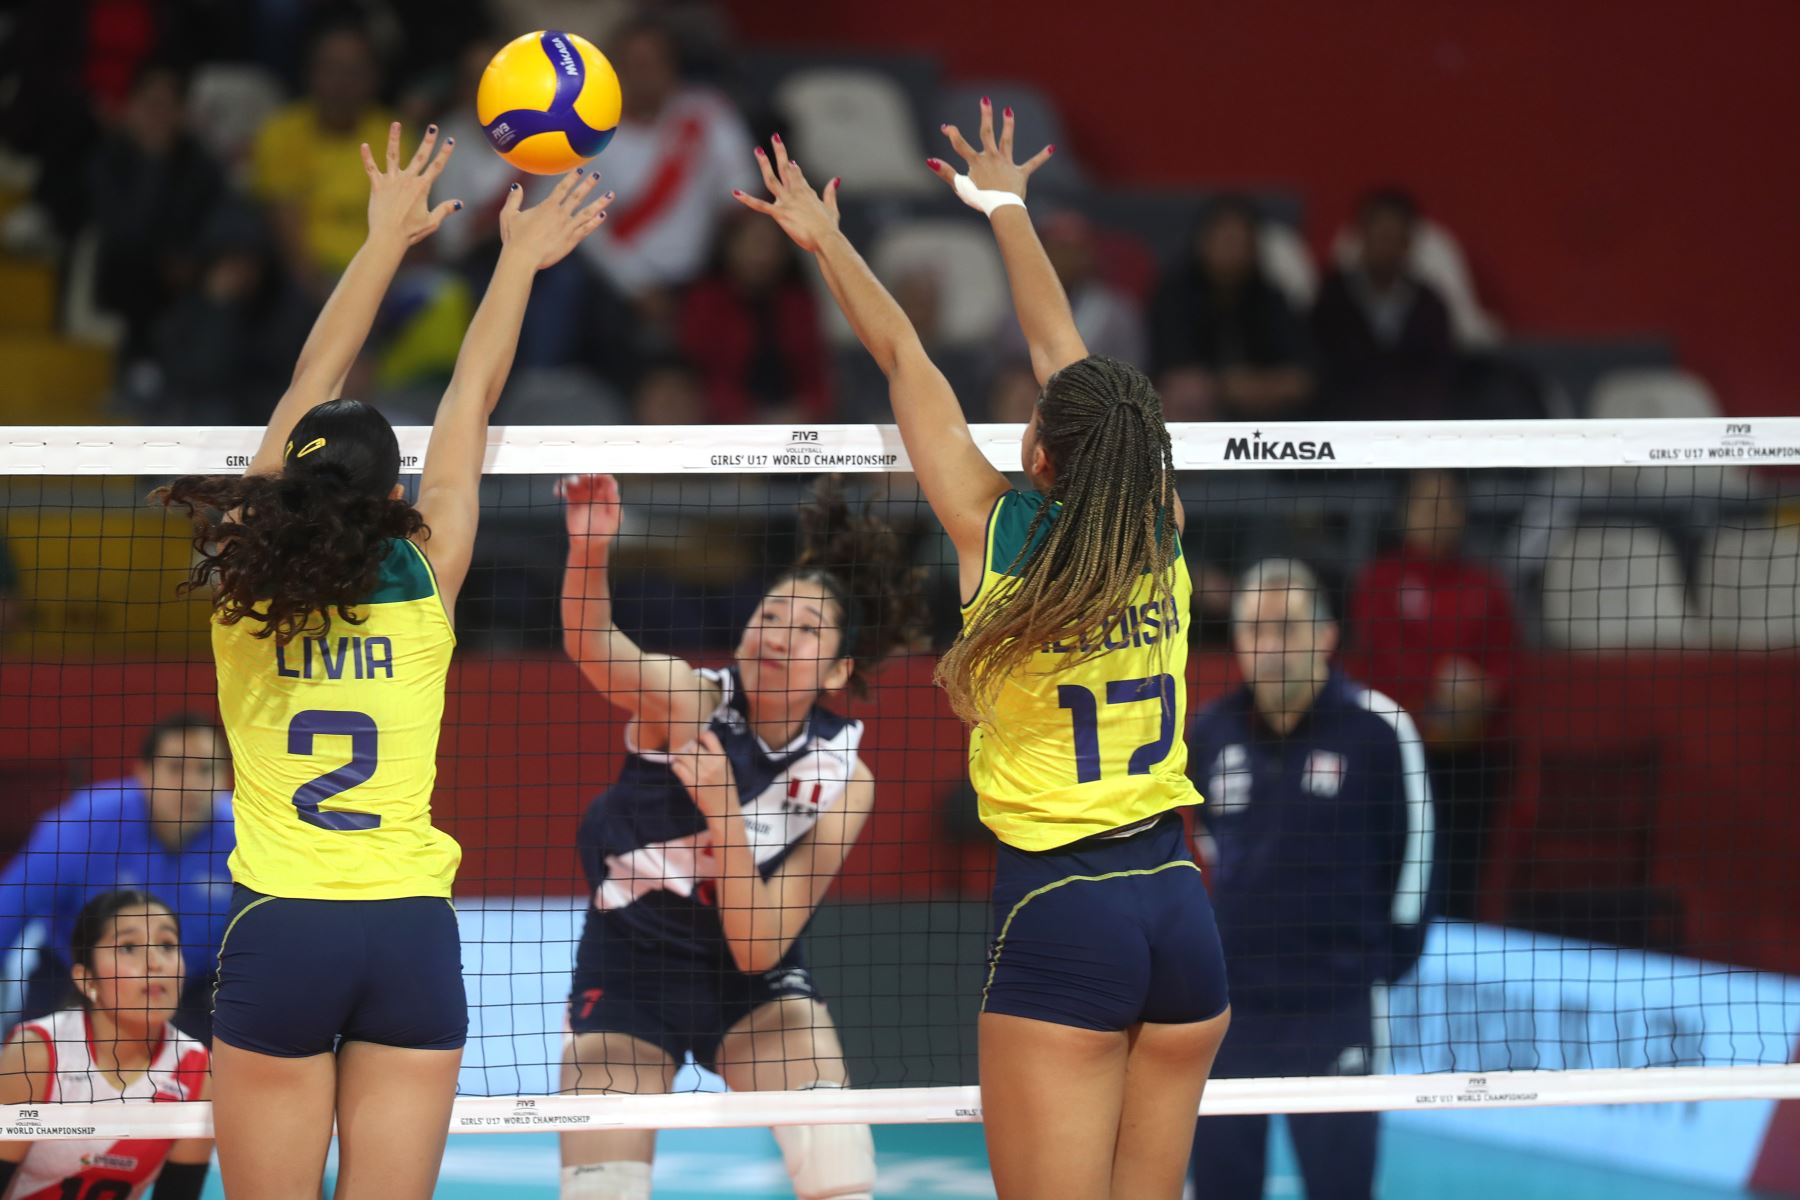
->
<box><xmin>775</xmin><ymin>68</ymin><xmax>936</xmax><ymax>195</ymax></box>
<box><xmin>1697</xmin><ymin>523</ymin><xmax>1800</xmax><ymax>650</ymax></box>
<box><xmin>1542</xmin><ymin>524</ymin><xmax>1696</xmax><ymax>649</ymax></box>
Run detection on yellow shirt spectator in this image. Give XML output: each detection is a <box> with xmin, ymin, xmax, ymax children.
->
<box><xmin>252</xmin><ymin>103</ymin><xmax>395</xmax><ymax>276</ymax></box>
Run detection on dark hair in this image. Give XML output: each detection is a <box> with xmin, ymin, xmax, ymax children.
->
<box><xmin>770</xmin><ymin>476</ymin><xmax>929</xmax><ymax>699</ymax></box>
<box><xmin>138</xmin><ymin>711</ymin><xmax>218</xmax><ymax>763</ymax></box>
<box><xmin>1197</xmin><ymin>193</ymin><xmax>1262</xmax><ymax>239</ymax></box>
<box><xmin>1359</xmin><ymin>186</ymin><xmax>1421</xmax><ymax>225</ymax></box>
<box><xmin>69</xmin><ymin>890</ymin><xmax>178</xmax><ymax>1008</ymax></box>
<box><xmin>937</xmin><ymin>356</ymin><xmax>1177</xmax><ymax>724</ymax></box>
<box><xmin>155</xmin><ymin>399</ymin><xmax>427</xmax><ymax>644</ymax></box>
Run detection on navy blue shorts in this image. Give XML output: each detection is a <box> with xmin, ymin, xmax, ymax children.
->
<box><xmin>213</xmin><ymin>885</ymin><xmax>468</xmax><ymax>1057</ymax></box>
<box><xmin>983</xmin><ymin>813</ymin><xmax>1229</xmax><ymax>1031</ymax></box>
<box><xmin>569</xmin><ymin>911</ymin><xmax>821</xmax><ymax>1072</ymax></box>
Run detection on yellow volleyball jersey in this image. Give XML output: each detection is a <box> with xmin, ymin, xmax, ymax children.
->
<box><xmin>212</xmin><ymin>537</ymin><xmax>462</xmax><ymax>899</ymax></box>
<box><xmin>963</xmin><ymin>491</ymin><xmax>1201</xmax><ymax>851</ymax></box>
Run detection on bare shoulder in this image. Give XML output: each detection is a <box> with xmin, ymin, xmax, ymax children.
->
<box><xmin>0</xmin><ymin>1028</ymin><xmax>51</xmax><ymax>1104</ymax></box>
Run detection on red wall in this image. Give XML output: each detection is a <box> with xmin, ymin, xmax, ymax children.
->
<box><xmin>722</xmin><ymin>1</ymin><xmax>1800</xmax><ymax>416</ymax></box>
<box><xmin>4</xmin><ymin>652</ymin><xmax>1797</xmax><ymax>973</ymax></box>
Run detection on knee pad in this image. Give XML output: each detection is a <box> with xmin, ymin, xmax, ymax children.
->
<box><xmin>561</xmin><ymin>1161</ymin><xmax>652</xmax><ymax>1200</ymax></box>
<box><xmin>771</xmin><ymin>1082</ymin><xmax>876</xmax><ymax>1200</ymax></box>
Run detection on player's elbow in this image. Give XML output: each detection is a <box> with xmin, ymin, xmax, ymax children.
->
<box><xmin>728</xmin><ymin>938</ymin><xmax>782</xmax><ymax>975</ymax></box>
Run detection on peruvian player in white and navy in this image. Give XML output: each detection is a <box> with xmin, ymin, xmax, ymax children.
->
<box><xmin>0</xmin><ymin>891</ymin><xmax>212</xmax><ymax>1200</ymax></box>
<box><xmin>557</xmin><ymin>473</ymin><xmax>927</xmax><ymax>1200</ymax></box>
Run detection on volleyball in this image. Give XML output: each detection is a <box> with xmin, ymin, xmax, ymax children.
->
<box><xmin>477</xmin><ymin>30</ymin><xmax>622</xmax><ymax>174</ymax></box>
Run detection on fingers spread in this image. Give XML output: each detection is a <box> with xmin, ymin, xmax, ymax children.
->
<box><xmin>770</xmin><ymin>131</ymin><xmax>791</xmax><ymax>175</ymax></box>
<box><xmin>1021</xmin><ymin>144</ymin><xmax>1055</xmax><ymax>177</ymax></box>
<box><xmin>408</xmin><ymin>125</ymin><xmax>437</xmax><ymax>173</ymax></box>
<box><xmin>503</xmin><ymin>181</ymin><xmax>524</xmax><ymax>213</ymax></box>
<box><xmin>732</xmin><ymin>189</ymin><xmax>777</xmax><ymax>216</ymax></box>
<box><xmin>978</xmin><ymin>96</ymin><xmax>996</xmax><ymax>151</ymax></box>
<box><xmin>425</xmin><ymin>134</ymin><xmax>456</xmax><ymax>180</ymax></box>
<box><xmin>753</xmin><ymin>145</ymin><xmax>781</xmax><ymax>196</ymax></box>
<box><xmin>924</xmin><ymin>157</ymin><xmax>956</xmax><ymax>185</ymax></box>
<box><xmin>1000</xmin><ymin>105</ymin><xmax>1016</xmax><ymax>158</ymax></box>
<box><xmin>941</xmin><ymin>123</ymin><xmax>980</xmax><ymax>164</ymax></box>
<box><xmin>385</xmin><ymin>121</ymin><xmax>402</xmax><ymax>170</ymax></box>
<box><xmin>360</xmin><ymin>142</ymin><xmax>380</xmax><ymax>179</ymax></box>
<box><xmin>551</xmin><ymin>168</ymin><xmax>584</xmax><ymax>208</ymax></box>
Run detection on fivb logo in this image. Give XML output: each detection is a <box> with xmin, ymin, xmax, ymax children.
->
<box><xmin>1224</xmin><ymin>429</ymin><xmax>1337</xmax><ymax>461</ymax></box>
<box><xmin>549</xmin><ymin>35</ymin><xmax>579</xmax><ymax>77</ymax></box>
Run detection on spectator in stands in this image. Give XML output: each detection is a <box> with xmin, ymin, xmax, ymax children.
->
<box><xmin>140</xmin><ymin>200</ymin><xmax>314</xmax><ymax>423</ymax></box>
<box><xmin>1348</xmin><ymin>469</ymin><xmax>1517</xmax><ymax>920</ymax></box>
<box><xmin>1149</xmin><ymin>195</ymin><xmax>1313</xmax><ymax>421</ymax></box>
<box><xmin>576</xmin><ymin>16</ymin><xmax>756</xmax><ymax>300</ymax></box>
<box><xmin>1189</xmin><ymin>559</ymin><xmax>1434</xmax><ymax>1200</ymax></box>
<box><xmin>1311</xmin><ymin>188</ymin><xmax>1456</xmax><ymax>421</ymax></box>
<box><xmin>997</xmin><ymin>209</ymin><xmax>1144</xmax><ymax>367</ymax></box>
<box><xmin>88</xmin><ymin>61</ymin><xmax>226</xmax><ymax>362</ymax></box>
<box><xmin>631</xmin><ymin>354</ymin><xmax>707</xmax><ymax>424</ymax></box>
<box><xmin>0</xmin><ymin>713</ymin><xmax>234</xmax><ymax>1041</ymax></box>
<box><xmin>251</xmin><ymin>21</ymin><xmax>395</xmax><ymax>290</ymax></box>
<box><xmin>677</xmin><ymin>211</ymin><xmax>831</xmax><ymax>422</ymax></box>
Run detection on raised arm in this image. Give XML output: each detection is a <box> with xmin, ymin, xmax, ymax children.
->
<box><xmin>931</xmin><ymin>99</ymin><xmax>1081</xmax><ymax>386</ymax></box>
<box><xmin>732</xmin><ymin>140</ymin><xmax>1007</xmax><ymax>555</ymax></box>
<box><xmin>559</xmin><ymin>473</ymin><xmax>720</xmax><ymax>752</ymax></box>
<box><xmin>414</xmin><ymin>172</ymin><xmax>612</xmax><ymax>610</ymax></box>
<box><xmin>671</xmin><ymin>731</ymin><xmax>874</xmax><ymax>974</ymax></box>
<box><xmin>247</xmin><ymin>123</ymin><xmax>461</xmax><ymax>476</ymax></box>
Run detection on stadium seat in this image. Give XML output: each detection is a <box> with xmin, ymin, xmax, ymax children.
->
<box><xmin>1697</xmin><ymin>522</ymin><xmax>1800</xmax><ymax>650</ymax></box>
<box><xmin>774</xmin><ymin>68</ymin><xmax>937</xmax><ymax>195</ymax></box>
<box><xmin>187</xmin><ymin>64</ymin><xmax>286</xmax><ymax>176</ymax></box>
<box><xmin>867</xmin><ymin>218</ymin><xmax>1010</xmax><ymax>349</ymax></box>
<box><xmin>1540</xmin><ymin>523</ymin><xmax>1695</xmax><ymax>649</ymax></box>
<box><xmin>1589</xmin><ymin>367</ymin><xmax>1722</xmax><ymax>420</ymax></box>
<box><xmin>1332</xmin><ymin>217</ymin><xmax>1502</xmax><ymax>347</ymax></box>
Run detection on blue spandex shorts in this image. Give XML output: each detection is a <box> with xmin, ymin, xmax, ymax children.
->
<box><xmin>568</xmin><ymin>910</ymin><xmax>822</xmax><ymax>1072</ymax></box>
<box><xmin>213</xmin><ymin>885</ymin><xmax>467</xmax><ymax>1057</ymax></box>
<box><xmin>983</xmin><ymin>813</ymin><xmax>1229</xmax><ymax>1031</ymax></box>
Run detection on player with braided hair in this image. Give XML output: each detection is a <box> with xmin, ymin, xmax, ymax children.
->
<box><xmin>557</xmin><ymin>474</ymin><xmax>927</xmax><ymax>1200</ymax></box>
<box><xmin>736</xmin><ymin>101</ymin><xmax>1230</xmax><ymax>1199</ymax></box>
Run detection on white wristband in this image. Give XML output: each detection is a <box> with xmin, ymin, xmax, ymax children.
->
<box><xmin>951</xmin><ymin>173</ymin><xmax>1026</xmax><ymax>218</ymax></box>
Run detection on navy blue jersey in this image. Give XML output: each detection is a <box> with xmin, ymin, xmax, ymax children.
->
<box><xmin>1188</xmin><ymin>670</ymin><xmax>1434</xmax><ymax>1012</ymax></box>
<box><xmin>577</xmin><ymin>667</ymin><xmax>863</xmax><ymax>958</ymax></box>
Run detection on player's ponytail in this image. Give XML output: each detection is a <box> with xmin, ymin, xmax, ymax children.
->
<box><xmin>936</xmin><ymin>355</ymin><xmax>1178</xmax><ymax>725</ymax></box>
<box><xmin>780</xmin><ymin>475</ymin><xmax>929</xmax><ymax>699</ymax></box>
<box><xmin>155</xmin><ymin>399</ymin><xmax>427</xmax><ymax>644</ymax></box>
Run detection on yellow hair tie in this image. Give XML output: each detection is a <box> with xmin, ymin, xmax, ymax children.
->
<box><xmin>295</xmin><ymin>437</ymin><xmax>328</xmax><ymax>459</ymax></box>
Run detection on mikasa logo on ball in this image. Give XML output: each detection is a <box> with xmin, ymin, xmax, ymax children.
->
<box><xmin>550</xmin><ymin>36</ymin><xmax>579</xmax><ymax>76</ymax></box>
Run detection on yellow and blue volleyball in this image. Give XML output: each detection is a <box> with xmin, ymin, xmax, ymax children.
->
<box><xmin>477</xmin><ymin>31</ymin><xmax>621</xmax><ymax>175</ymax></box>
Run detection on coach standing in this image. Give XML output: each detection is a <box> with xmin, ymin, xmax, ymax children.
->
<box><xmin>1189</xmin><ymin>560</ymin><xmax>1435</xmax><ymax>1200</ymax></box>
<box><xmin>0</xmin><ymin>712</ymin><xmax>235</xmax><ymax>1040</ymax></box>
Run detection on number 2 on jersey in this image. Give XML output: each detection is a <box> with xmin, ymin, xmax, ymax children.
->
<box><xmin>1058</xmin><ymin>674</ymin><xmax>1176</xmax><ymax>784</ymax></box>
<box><xmin>288</xmin><ymin>709</ymin><xmax>382</xmax><ymax>830</ymax></box>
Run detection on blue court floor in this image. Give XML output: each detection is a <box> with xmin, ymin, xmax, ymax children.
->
<box><xmin>190</xmin><ymin>1118</ymin><xmax>1768</xmax><ymax>1199</ymax></box>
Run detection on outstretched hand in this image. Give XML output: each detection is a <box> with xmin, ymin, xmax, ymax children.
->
<box><xmin>731</xmin><ymin>134</ymin><xmax>842</xmax><ymax>254</ymax></box>
<box><xmin>500</xmin><ymin>170</ymin><xmax>614</xmax><ymax>270</ymax></box>
<box><xmin>928</xmin><ymin>97</ymin><xmax>1054</xmax><ymax>201</ymax></box>
<box><xmin>361</xmin><ymin>121</ymin><xmax>461</xmax><ymax>246</ymax></box>
<box><xmin>557</xmin><ymin>473</ymin><xmax>622</xmax><ymax>545</ymax></box>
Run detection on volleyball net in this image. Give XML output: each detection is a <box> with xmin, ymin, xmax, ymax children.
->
<box><xmin>2</xmin><ymin>417</ymin><xmax>1799</xmax><ymax>1139</ymax></box>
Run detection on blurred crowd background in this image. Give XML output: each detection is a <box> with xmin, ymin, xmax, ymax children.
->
<box><xmin>1</xmin><ymin>1</ymin><xmax>1798</xmax><ymax>979</ymax></box>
